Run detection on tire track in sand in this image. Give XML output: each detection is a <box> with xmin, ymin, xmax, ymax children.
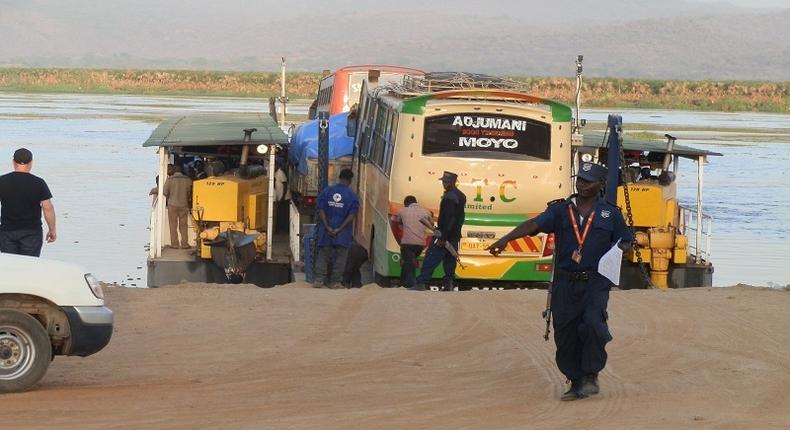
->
<box><xmin>462</xmin><ymin>295</ymin><xmax>567</xmax><ymax>421</ymax></box>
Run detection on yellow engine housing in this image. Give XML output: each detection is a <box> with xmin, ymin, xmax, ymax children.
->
<box><xmin>192</xmin><ymin>175</ymin><xmax>268</xmax><ymax>229</ymax></box>
<box><xmin>616</xmin><ymin>182</ymin><xmax>678</xmax><ymax>228</ymax></box>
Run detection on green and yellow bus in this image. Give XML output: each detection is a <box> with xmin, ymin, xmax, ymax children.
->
<box><xmin>350</xmin><ymin>74</ymin><xmax>574</xmax><ymax>285</ymax></box>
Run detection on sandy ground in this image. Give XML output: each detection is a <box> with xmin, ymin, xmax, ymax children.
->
<box><xmin>3</xmin><ymin>283</ymin><xmax>790</xmax><ymax>429</ymax></box>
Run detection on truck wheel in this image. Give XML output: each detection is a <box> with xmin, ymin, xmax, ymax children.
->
<box><xmin>358</xmin><ymin>261</ymin><xmax>373</xmax><ymax>286</ymax></box>
<box><xmin>0</xmin><ymin>309</ymin><xmax>52</xmax><ymax>393</ymax></box>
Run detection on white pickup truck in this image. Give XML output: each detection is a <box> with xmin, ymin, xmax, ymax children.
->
<box><xmin>0</xmin><ymin>253</ymin><xmax>113</xmax><ymax>393</ymax></box>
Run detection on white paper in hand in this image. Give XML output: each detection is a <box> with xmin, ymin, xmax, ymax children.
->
<box><xmin>598</xmin><ymin>239</ymin><xmax>623</xmax><ymax>286</ymax></box>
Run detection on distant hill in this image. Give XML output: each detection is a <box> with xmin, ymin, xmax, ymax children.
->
<box><xmin>1</xmin><ymin>0</ymin><xmax>788</xmax><ymax>80</ymax></box>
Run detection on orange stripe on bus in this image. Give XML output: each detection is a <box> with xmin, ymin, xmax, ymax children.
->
<box><xmin>508</xmin><ymin>240</ymin><xmax>523</xmax><ymax>252</ymax></box>
<box><xmin>525</xmin><ymin>237</ymin><xmax>540</xmax><ymax>252</ymax></box>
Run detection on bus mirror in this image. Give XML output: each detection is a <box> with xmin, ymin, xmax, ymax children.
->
<box><xmin>346</xmin><ymin>117</ymin><xmax>358</xmax><ymax>138</ymax></box>
<box><xmin>308</xmin><ymin>99</ymin><xmax>318</xmax><ymax>120</ymax></box>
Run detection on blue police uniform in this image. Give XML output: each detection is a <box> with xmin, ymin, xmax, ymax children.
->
<box><xmin>531</xmin><ymin>195</ymin><xmax>633</xmax><ymax>382</ymax></box>
<box><xmin>416</xmin><ymin>173</ymin><xmax>466</xmax><ymax>290</ymax></box>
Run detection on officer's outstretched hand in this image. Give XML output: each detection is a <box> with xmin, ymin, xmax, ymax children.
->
<box><xmin>486</xmin><ymin>238</ymin><xmax>508</xmax><ymax>256</ymax></box>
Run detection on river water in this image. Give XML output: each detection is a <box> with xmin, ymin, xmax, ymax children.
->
<box><xmin>0</xmin><ymin>94</ymin><xmax>787</xmax><ymax>288</ymax></box>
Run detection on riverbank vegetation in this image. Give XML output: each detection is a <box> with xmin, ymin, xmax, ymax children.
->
<box><xmin>0</xmin><ymin>68</ymin><xmax>787</xmax><ymax>113</ymax></box>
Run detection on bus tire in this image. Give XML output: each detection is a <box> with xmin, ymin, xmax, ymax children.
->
<box><xmin>359</xmin><ymin>261</ymin><xmax>374</xmax><ymax>286</ymax></box>
<box><xmin>374</xmin><ymin>272</ymin><xmax>392</xmax><ymax>288</ymax></box>
<box><xmin>0</xmin><ymin>309</ymin><xmax>52</xmax><ymax>393</ymax></box>
<box><xmin>366</xmin><ymin>228</ymin><xmax>392</xmax><ymax>287</ymax></box>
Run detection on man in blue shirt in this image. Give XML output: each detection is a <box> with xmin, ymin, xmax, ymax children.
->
<box><xmin>314</xmin><ymin>169</ymin><xmax>359</xmax><ymax>289</ymax></box>
<box><xmin>487</xmin><ymin>162</ymin><xmax>633</xmax><ymax>401</ymax></box>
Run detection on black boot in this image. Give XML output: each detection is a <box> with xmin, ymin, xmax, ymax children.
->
<box><xmin>408</xmin><ymin>283</ymin><xmax>427</xmax><ymax>291</ymax></box>
<box><xmin>580</xmin><ymin>374</ymin><xmax>599</xmax><ymax>396</ymax></box>
<box><xmin>442</xmin><ymin>281</ymin><xmax>455</xmax><ymax>292</ymax></box>
<box><xmin>560</xmin><ymin>379</ymin><xmax>587</xmax><ymax>401</ymax></box>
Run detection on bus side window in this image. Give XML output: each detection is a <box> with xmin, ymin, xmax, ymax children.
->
<box><xmin>361</xmin><ymin>102</ymin><xmax>378</xmax><ymax>159</ymax></box>
<box><xmin>371</xmin><ymin>102</ymin><xmax>387</xmax><ymax>167</ymax></box>
<box><xmin>383</xmin><ymin>113</ymin><xmax>399</xmax><ymax>176</ymax></box>
<box><xmin>390</xmin><ymin>113</ymin><xmax>399</xmax><ymax>144</ymax></box>
<box><xmin>355</xmin><ymin>95</ymin><xmax>369</xmax><ymax>156</ymax></box>
<box><xmin>384</xmin><ymin>138</ymin><xmax>395</xmax><ymax>176</ymax></box>
<box><xmin>317</xmin><ymin>83</ymin><xmax>333</xmax><ymax>113</ymax></box>
<box><xmin>381</xmin><ymin>105</ymin><xmax>393</xmax><ymax>169</ymax></box>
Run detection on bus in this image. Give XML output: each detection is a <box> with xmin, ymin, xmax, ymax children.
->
<box><xmin>312</xmin><ymin>65</ymin><xmax>425</xmax><ymax>119</ymax></box>
<box><xmin>350</xmin><ymin>73</ymin><xmax>574</xmax><ymax>286</ymax></box>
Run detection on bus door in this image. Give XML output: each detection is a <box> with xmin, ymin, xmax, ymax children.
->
<box><xmin>350</xmin><ymin>80</ymin><xmax>373</xmax><ymax>246</ymax></box>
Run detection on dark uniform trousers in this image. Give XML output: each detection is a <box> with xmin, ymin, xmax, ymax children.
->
<box><xmin>416</xmin><ymin>239</ymin><xmax>459</xmax><ymax>287</ymax></box>
<box><xmin>551</xmin><ymin>272</ymin><xmax>613</xmax><ymax>381</ymax></box>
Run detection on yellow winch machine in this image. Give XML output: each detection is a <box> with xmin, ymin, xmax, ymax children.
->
<box><xmin>579</xmin><ymin>126</ymin><xmax>719</xmax><ymax>289</ymax></box>
<box><xmin>192</xmin><ymin>174</ymin><xmax>268</xmax><ymax>260</ymax></box>
<box><xmin>616</xmin><ymin>178</ymin><xmax>687</xmax><ymax>289</ymax></box>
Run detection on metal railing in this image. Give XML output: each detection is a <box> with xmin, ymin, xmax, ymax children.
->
<box><xmin>680</xmin><ymin>205</ymin><xmax>713</xmax><ymax>263</ymax></box>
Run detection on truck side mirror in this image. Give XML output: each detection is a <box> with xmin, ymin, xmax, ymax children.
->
<box><xmin>307</xmin><ymin>99</ymin><xmax>318</xmax><ymax>120</ymax></box>
<box><xmin>346</xmin><ymin>117</ymin><xmax>358</xmax><ymax>138</ymax></box>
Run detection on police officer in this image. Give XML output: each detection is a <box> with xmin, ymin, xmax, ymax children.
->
<box><xmin>486</xmin><ymin>162</ymin><xmax>633</xmax><ymax>401</ymax></box>
<box><xmin>411</xmin><ymin>171</ymin><xmax>466</xmax><ymax>292</ymax></box>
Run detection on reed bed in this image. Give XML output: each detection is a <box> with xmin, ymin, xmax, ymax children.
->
<box><xmin>1</xmin><ymin>68</ymin><xmax>787</xmax><ymax>113</ymax></box>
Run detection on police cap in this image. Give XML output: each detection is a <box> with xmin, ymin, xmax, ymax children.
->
<box><xmin>439</xmin><ymin>171</ymin><xmax>458</xmax><ymax>183</ymax></box>
<box><xmin>577</xmin><ymin>162</ymin><xmax>607</xmax><ymax>182</ymax></box>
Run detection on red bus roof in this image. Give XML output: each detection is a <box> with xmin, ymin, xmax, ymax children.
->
<box><xmin>329</xmin><ymin>64</ymin><xmax>425</xmax><ymax>75</ymax></box>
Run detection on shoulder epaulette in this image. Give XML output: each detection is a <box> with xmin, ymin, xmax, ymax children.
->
<box><xmin>546</xmin><ymin>198</ymin><xmax>565</xmax><ymax>208</ymax></box>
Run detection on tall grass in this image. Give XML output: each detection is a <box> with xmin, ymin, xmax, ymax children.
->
<box><xmin>0</xmin><ymin>68</ymin><xmax>787</xmax><ymax>113</ymax></box>
<box><xmin>0</xmin><ymin>68</ymin><xmax>320</xmax><ymax>98</ymax></box>
<box><xmin>515</xmin><ymin>77</ymin><xmax>789</xmax><ymax>113</ymax></box>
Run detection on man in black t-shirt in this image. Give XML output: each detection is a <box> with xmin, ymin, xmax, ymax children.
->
<box><xmin>0</xmin><ymin>148</ymin><xmax>57</xmax><ymax>257</ymax></box>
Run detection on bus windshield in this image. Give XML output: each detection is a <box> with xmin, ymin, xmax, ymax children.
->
<box><xmin>422</xmin><ymin>113</ymin><xmax>551</xmax><ymax>160</ymax></box>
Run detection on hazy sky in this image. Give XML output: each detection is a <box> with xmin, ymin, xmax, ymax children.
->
<box><xmin>696</xmin><ymin>0</ymin><xmax>788</xmax><ymax>6</ymax></box>
<box><xmin>2</xmin><ymin>0</ymin><xmax>787</xmax><ymax>79</ymax></box>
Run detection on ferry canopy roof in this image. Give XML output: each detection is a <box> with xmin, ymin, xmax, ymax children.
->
<box><xmin>579</xmin><ymin>132</ymin><xmax>722</xmax><ymax>160</ymax></box>
<box><xmin>143</xmin><ymin>113</ymin><xmax>289</xmax><ymax>148</ymax></box>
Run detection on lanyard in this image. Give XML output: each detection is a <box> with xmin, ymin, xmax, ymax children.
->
<box><xmin>568</xmin><ymin>204</ymin><xmax>596</xmax><ymax>250</ymax></box>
